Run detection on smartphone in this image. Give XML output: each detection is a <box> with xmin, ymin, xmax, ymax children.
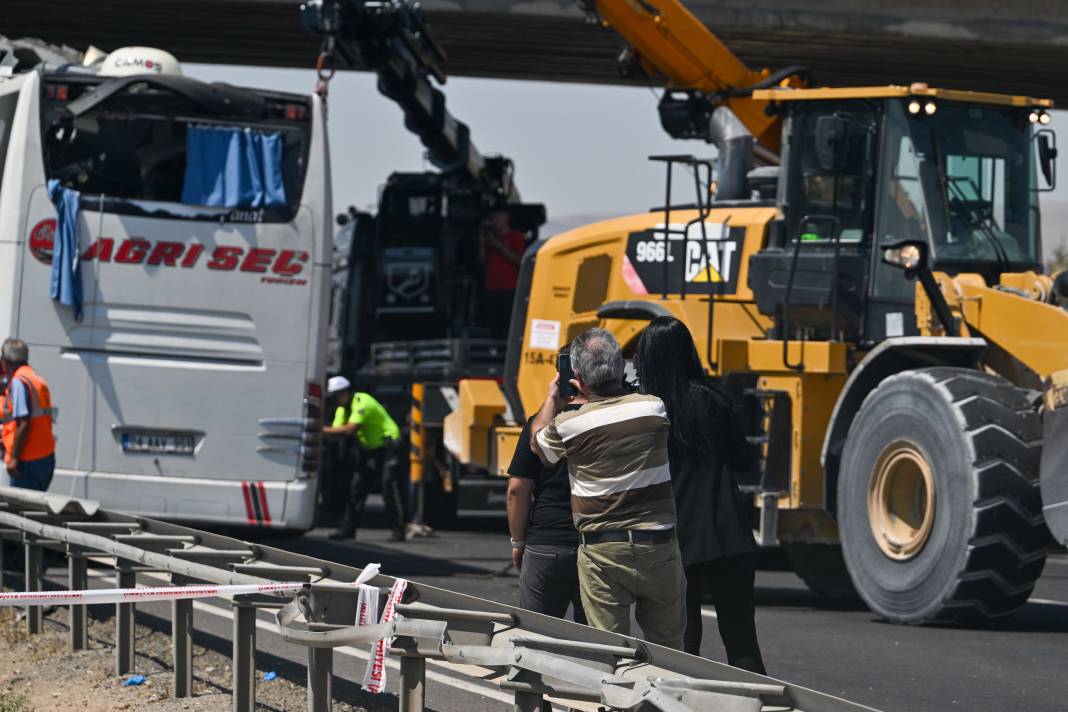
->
<box><xmin>557</xmin><ymin>353</ymin><xmax>576</xmax><ymax>399</ymax></box>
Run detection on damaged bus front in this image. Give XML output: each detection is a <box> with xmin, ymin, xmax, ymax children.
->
<box><xmin>0</xmin><ymin>43</ymin><xmax>331</xmax><ymax>528</ymax></box>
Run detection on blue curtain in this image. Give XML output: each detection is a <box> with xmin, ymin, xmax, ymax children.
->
<box><xmin>46</xmin><ymin>179</ymin><xmax>84</xmax><ymax>322</ymax></box>
<box><xmin>181</xmin><ymin>126</ymin><xmax>287</xmax><ymax>208</ymax></box>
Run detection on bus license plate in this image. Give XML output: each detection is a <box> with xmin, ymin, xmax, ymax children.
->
<box><xmin>121</xmin><ymin>432</ymin><xmax>196</xmax><ymax>455</ymax></box>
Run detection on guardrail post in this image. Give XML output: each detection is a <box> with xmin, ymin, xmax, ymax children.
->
<box><xmin>172</xmin><ymin>598</ymin><xmax>193</xmax><ymax>697</ymax></box>
<box><xmin>513</xmin><ymin>690</ymin><xmax>543</xmax><ymax>712</ymax></box>
<box><xmin>24</xmin><ymin>537</ymin><xmax>42</xmax><ymax>634</ymax></box>
<box><xmin>115</xmin><ymin>564</ymin><xmax>136</xmax><ymax>674</ymax></box>
<box><xmin>232</xmin><ymin>601</ymin><xmax>256</xmax><ymax>712</ymax></box>
<box><xmin>68</xmin><ymin>547</ymin><xmax>88</xmax><ymax>651</ymax></box>
<box><xmin>399</xmin><ymin>656</ymin><xmax>426</xmax><ymax>712</ymax></box>
<box><xmin>306</xmin><ymin>647</ymin><xmax>333</xmax><ymax>712</ymax></box>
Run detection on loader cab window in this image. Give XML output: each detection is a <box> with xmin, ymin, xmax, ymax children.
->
<box><xmin>788</xmin><ymin>102</ymin><xmax>878</xmax><ymax>244</ymax></box>
<box><xmin>881</xmin><ymin>100</ymin><xmax>1040</xmax><ymax>277</ymax></box>
<box><xmin>873</xmin><ymin>99</ymin><xmax>1043</xmax><ymax>306</ymax></box>
<box><xmin>873</xmin><ymin>101</ymin><xmax>933</xmax><ymax>301</ymax></box>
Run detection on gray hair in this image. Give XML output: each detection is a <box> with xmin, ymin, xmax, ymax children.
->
<box><xmin>571</xmin><ymin>328</ymin><xmax>624</xmax><ymax>395</ymax></box>
<box><xmin>1</xmin><ymin>338</ymin><xmax>28</xmax><ymax>367</ymax></box>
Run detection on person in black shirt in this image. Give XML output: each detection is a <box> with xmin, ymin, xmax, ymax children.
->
<box><xmin>507</xmin><ymin>400</ymin><xmax>587</xmax><ymax>624</ymax></box>
<box><xmin>634</xmin><ymin>316</ymin><xmax>767</xmax><ymax>674</ymax></box>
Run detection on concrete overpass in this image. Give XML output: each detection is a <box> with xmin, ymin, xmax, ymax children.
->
<box><xmin>5</xmin><ymin>0</ymin><xmax>1068</xmax><ymax>104</ymax></box>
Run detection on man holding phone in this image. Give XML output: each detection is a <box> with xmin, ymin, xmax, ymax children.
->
<box><xmin>530</xmin><ymin>328</ymin><xmax>685</xmax><ymax>649</ymax></box>
<box><xmin>506</xmin><ymin>349</ymin><xmax>587</xmax><ymax>624</ymax></box>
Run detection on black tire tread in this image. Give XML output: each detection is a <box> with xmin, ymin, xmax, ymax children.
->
<box><xmin>906</xmin><ymin>368</ymin><xmax>1048</xmax><ymax>623</ymax></box>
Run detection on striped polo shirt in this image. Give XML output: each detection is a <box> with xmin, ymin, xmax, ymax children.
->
<box><xmin>534</xmin><ymin>392</ymin><xmax>676</xmax><ymax>533</ymax></box>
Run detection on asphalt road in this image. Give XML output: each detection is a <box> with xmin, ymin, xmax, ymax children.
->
<box><xmin>257</xmin><ymin>517</ymin><xmax>1068</xmax><ymax>712</ymax></box>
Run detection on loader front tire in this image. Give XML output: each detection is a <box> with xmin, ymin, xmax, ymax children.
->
<box><xmin>837</xmin><ymin>368</ymin><xmax>1049</xmax><ymax>624</ymax></box>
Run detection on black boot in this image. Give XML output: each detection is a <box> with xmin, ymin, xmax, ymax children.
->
<box><xmin>329</xmin><ymin>521</ymin><xmax>356</xmax><ymax>541</ymax></box>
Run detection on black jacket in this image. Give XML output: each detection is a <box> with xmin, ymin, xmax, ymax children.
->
<box><xmin>668</xmin><ymin>381</ymin><xmax>756</xmax><ymax>566</ymax></box>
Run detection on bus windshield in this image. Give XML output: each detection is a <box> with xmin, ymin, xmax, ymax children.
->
<box><xmin>40</xmin><ymin>75</ymin><xmax>311</xmax><ymax>221</ymax></box>
<box><xmin>877</xmin><ymin>100</ymin><xmax>1040</xmax><ymax>273</ymax></box>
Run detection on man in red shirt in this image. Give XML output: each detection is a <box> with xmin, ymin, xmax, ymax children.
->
<box><xmin>479</xmin><ymin>210</ymin><xmax>525</xmax><ymax>338</ymax></box>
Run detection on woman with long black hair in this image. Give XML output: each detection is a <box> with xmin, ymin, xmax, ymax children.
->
<box><xmin>634</xmin><ymin>316</ymin><xmax>767</xmax><ymax>673</ymax></box>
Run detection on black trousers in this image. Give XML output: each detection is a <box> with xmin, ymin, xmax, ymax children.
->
<box><xmin>480</xmin><ymin>289</ymin><xmax>515</xmax><ymax>339</ymax></box>
<box><xmin>684</xmin><ymin>553</ymin><xmax>767</xmax><ymax>674</ymax></box>
<box><xmin>518</xmin><ymin>543</ymin><xmax>587</xmax><ymax>625</ymax></box>
<box><xmin>337</xmin><ymin>440</ymin><xmax>406</xmax><ymax>536</ymax></box>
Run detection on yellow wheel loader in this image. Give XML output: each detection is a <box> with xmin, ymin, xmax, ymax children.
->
<box><xmin>443</xmin><ymin>0</ymin><xmax>1068</xmax><ymax>624</ymax></box>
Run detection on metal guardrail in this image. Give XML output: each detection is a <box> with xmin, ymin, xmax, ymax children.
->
<box><xmin>0</xmin><ymin>486</ymin><xmax>880</xmax><ymax>712</ymax></box>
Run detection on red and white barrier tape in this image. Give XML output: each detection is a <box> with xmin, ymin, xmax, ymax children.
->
<box><xmin>0</xmin><ymin>581</ymin><xmax>307</xmax><ymax>607</ymax></box>
<box><xmin>0</xmin><ymin>560</ymin><xmax>408</xmax><ymax>694</ymax></box>
<box><xmin>362</xmin><ymin>577</ymin><xmax>408</xmax><ymax>693</ymax></box>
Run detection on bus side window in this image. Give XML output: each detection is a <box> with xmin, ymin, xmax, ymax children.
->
<box><xmin>0</xmin><ymin>93</ymin><xmax>18</xmax><ymax>194</ymax></box>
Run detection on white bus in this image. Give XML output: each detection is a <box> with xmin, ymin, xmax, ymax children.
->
<box><xmin>0</xmin><ymin>47</ymin><xmax>331</xmax><ymax>529</ymax></box>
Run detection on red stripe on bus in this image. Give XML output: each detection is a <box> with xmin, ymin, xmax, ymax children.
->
<box><xmin>248</xmin><ymin>481</ymin><xmax>264</xmax><ymax>524</ymax></box>
<box><xmin>257</xmin><ymin>482</ymin><xmax>272</xmax><ymax>526</ymax></box>
<box><xmin>240</xmin><ymin>481</ymin><xmax>257</xmax><ymax>525</ymax></box>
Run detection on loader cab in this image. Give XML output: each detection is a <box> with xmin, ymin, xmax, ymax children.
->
<box><xmin>749</xmin><ymin>90</ymin><xmax>1050</xmax><ymax>348</ymax></box>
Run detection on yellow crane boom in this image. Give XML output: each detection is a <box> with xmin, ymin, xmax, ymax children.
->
<box><xmin>586</xmin><ymin>0</ymin><xmax>803</xmax><ymax>150</ymax></box>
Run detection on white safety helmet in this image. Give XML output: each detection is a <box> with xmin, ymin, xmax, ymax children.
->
<box><xmin>327</xmin><ymin>376</ymin><xmax>352</xmax><ymax>395</ymax></box>
<box><xmin>99</xmin><ymin>47</ymin><xmax>182</xmax><ymax>77</ymax></box>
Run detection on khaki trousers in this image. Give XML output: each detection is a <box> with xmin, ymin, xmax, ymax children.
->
<box><xmin>577</xmin><ymin>536</ymin><xmax>686</xmax><ymax>650</ymax></box>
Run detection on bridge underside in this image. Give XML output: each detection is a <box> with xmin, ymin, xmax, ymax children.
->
<box><xmin>6</xmin><ymin>0</ymin><xmax>1068</xmax><ymax>105</ymax></box>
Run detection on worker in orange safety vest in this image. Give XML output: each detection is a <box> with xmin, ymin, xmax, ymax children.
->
<box><xmin>1</xmin><ymin>338</ymin><xmax>56</xmax><ymax>491</ymax></box>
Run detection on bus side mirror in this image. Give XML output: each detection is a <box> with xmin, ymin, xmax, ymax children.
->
<box><xmin>1037</xmin><ymin>130</ymin><xmax>1057</xmax><ymax>191</ymax></box>
<box><xmin>882</xmin><ymin>240</ymin><xmax>928</xmax><ymax>275</ymax></box>
<box><xmin>815</xmin><ymin>115</ymin><xmax>850</xmax><ymax>173</ymax></box>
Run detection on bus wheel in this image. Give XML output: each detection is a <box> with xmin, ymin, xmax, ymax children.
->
<box><xmin>837</xmin><ymin>368</ymin><xmax>1049</xmax><ymax>624</ymax></box>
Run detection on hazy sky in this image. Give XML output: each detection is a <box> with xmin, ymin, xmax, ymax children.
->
<box><xmin>185</xmin><ymin>63</ymin><xmax>1068</xmax><ymax>253</ymax></box>
<box><xmin>184</xmin><ymin>63</ymin><xmax>709</xmax><ymax>226</ymax></box>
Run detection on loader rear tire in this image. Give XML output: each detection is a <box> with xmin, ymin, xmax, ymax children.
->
<box><xmin>837</xmin><ymin>368</ymin><xmax>1049</xmax><ymax>624</ymax></box>
<box><xmin>782</xmin><ymin>542</ymin><xmax>859</xmax><ymax>602</ymax></box>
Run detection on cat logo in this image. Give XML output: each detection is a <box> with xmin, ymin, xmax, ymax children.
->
<box><xmin>624</xmin><ymin>221</ymin><xmax>744</xmax><ymax>296</ymax></box>
<box><xmin>682</xmin><ymin>224</ymin><xmax>739</xmax><ymax>284</ymax></box>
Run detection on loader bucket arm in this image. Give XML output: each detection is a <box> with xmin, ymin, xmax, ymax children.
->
<box><xmin>955</xmin><ymin>282</ymin><xmax>1068</xmax><ymax>544</ymax></box>
<box><xmin>955</xmin><ymin>282</ymin><xmax>1068</xmax><ymax>380</ymax></box>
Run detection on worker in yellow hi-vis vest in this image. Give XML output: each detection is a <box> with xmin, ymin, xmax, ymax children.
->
<box><xmin>323</xmin><ymin>376</ymin><xmax>406</xmax><ymax>542</ymax></box>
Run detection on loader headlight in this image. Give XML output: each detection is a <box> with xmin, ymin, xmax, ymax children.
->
<box><xmin>882</xmin><ymin>241</ymin><xmax>927</xmax><ymax>271</ymax></box>
<box><xmin>1030</xmin><ymin>109</ymin><xmax>1052</xmax><ymax>126</ymax></box>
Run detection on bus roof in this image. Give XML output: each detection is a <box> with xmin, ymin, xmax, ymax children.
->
<box><xmin>751</xmin><ymin>84</ymin><xmax>1054</xmax><ymax>109</ymax></box>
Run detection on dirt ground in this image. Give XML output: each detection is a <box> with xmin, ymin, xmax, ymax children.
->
<box><xmin>0</xmin><ymin>606</ymin><xmax>377</xmax><ymax>711</ymax></box>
